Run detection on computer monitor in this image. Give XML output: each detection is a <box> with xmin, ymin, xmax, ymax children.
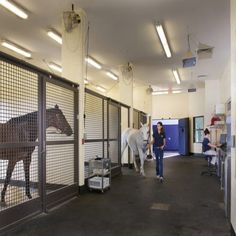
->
<box><xmin>220</xmin><ymin>134</ymin><xmax>227</xmax><ymax>144</ymax></box>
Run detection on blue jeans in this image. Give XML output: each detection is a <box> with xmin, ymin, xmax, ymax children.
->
<box><xmin>154</xmin><ymin>147</ymin><xmax>164</xmax><ymax>177</ymax></box>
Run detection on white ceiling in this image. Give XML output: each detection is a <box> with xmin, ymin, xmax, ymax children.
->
<box><xmin>0</xmin><ymin>0</ymin><xmax>230</xmax><ymax>92</ymax></box>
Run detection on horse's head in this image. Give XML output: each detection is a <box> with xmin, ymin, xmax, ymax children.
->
<box><xmin>47</xmin><ymin>105</ymin><xmax>73</xmax><ymax>136</ymax></box>
<box><xmin>139</xmin><ymin>123</ymin><xmax>149</xmax><ymax>141</ymax></box>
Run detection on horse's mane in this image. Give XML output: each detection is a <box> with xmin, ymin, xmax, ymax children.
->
<box><xmin>7</xmin><ymin>108</ymin><xmax>56</xmax><ymax>124</ymax></box>
<box><xmin>7</xmin><ymin>111</ymin><xmax>38</xmax><ymax>124</ymax></box>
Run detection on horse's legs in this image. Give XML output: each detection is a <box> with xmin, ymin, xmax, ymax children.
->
<box><xmin>131</xmin><ymin>150</ymin><xmax>138</xmax><ymax>172</ymax></box>
<box><xmin>1</xmin><ymin>160</ymin><xmax>16</xmax><ymax>203</ymax></box>
<box><xmin>23</xmin><ymin>157</ymin><xmax>32</xmax><ymax>199</ymax></box>
<box><xmin>138</xmin><ymin>148</ymin><xmax>145</xmax><ymax>176</ymax></box>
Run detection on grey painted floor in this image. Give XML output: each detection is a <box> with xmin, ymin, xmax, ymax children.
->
<box><xmin>1</xmin><ymin>156</ymin><xmax>231</xmax><ymax>236</ymax></box>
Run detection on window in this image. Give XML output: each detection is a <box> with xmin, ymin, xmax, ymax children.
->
<box><xmin>193</xmin><ymin>116</ymin><xmax>204</xmax><ymax>143</ymax></box>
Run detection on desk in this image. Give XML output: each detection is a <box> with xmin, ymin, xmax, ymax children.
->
<box><xmin>217</xmin><ymin>148</ymin><xmax>227</xmax><ymax>189</ymax></box>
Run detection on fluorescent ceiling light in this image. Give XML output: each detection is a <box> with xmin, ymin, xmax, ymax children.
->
<box><xmin>0</xmin><ymin>0</ymin><xmax>28</xmax><ymax>19</ymax></box>
<box><xmin>96</xmin><ymin>85</ymin><xmax>106</xmax><ymax>93</ymax></box>
<box><xmin>172</xmin><ymin>69</ymin><xmax>181</xmax><ymax>84</ymax></box>
<box><xmin>84</xmin><ymin>79</ymin><xmax>89</xmax><ymax>84</ymax></box>
<box><xmin>1</xmin><ymin>40</ymin><xmax>31</xmax><ymax>58</ymax></box>
<box><xmin>49</xmin><ymin>62</ymin><xmax>62</xmax><ymax>73</ymax></box>
<box><xmin>47</xmin><ymin>30</ymin><xmax>62</xmax><ymax>45</ymax></box>
<box><xmin>172</xmin><ymin>90</ymin><xmax>182</xmax><ymax>94</ymax></box>
<box><xmin>152</xmin><ymin>91</ymin><xmax>169</xmax><ymax>95</ymax></box>
<box><xmin>106</xmin><ymin>71</ymin><xmax>118</xmax><ymax>81</ymax></box>
<box><xmin>86</xmin><ymin>57</ymin><xmax>102</xmax><ymax>70</ymax></box>
<box><xmin>156</xmin><ymin>24</ymin><xmax>172</xmax><ymax>58</ymax></box>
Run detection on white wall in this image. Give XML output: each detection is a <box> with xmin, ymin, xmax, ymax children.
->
<box><xmin>152</xmin><ymin>93</ymin><xmax>188</xmax><ymax>119</ymax></box>
<box><xmin>133</xmin><ymin>86</ymin><xmax>152</xmax><ymax>115</ymax></box>
<box><xmin>152</xmin><ymin>93</ymin><xmax>189</xmax><ymax>119</ymax></box>
<box><xmin>204</xmin><ymin>80</ymin><xmax>221</xmax><ymax>126</ymax></box>
<box><xmin>188</xmin><ymin>88</ymin><xmax>205</xmax><ymax>154</ymax></box>
<box><xmin>220</xmin><ymin>61</ymin><xmax>231</xmax><ymax>103</ymax></box>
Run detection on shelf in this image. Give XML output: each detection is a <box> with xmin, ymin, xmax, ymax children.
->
<box><xmin>88</xmin><ymin>158</ymin><xmax>111</xmax><ymax>192</ymax></box>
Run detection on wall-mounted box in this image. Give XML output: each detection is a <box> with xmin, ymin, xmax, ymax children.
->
<box><xmin>215</xmin><ymin>104</ymin><xmax>225</xmax><ymax>115</ymax></box>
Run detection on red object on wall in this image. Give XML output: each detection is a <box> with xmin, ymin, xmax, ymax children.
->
<box><xmin>211</xmin><ymin>116</ymin><xmax>221</xmax><ymax>126</ymax></box>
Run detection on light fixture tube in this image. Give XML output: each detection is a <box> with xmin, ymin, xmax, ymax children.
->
<box><xmin>0</xmin><ymin>0</ymin><xmax>28</xmax><ymax>19</ymax></box>
<box><xmin>106</xmin><ymin>71</ymin><xmax>118</xmax><ymax>81</ymax></box>
<box><xmin>173</xmin><ymin>69</ymin><xmax>181</xmax><ymax>84</ymax></box>
<box><xmin>49</xmin><ymin>62</ymin><xmax>62</xmax><ymax>73</ymax></box>
<box><xmin>1</xmin><ymin>40</ymin><xmax>31</xmax><ymax>58</ymax></box>
<box><xmin>156</xmin><ymin>24</ymin><xmax>172</xmax><ymax>58</ymax></box>
<box><xmin>172</xmin><ymin>90</ymin><xmax>182</xmax><ymax>94</ymax></box>
<box><xmin>96</xmin><ymin>86</ymin><xmax>106</xmax><ymax>93</ymax></box>
<box><xmin>152</xmin><ymin>91</ymin><xmax>169</xmax><ymax>95</ymax></box>
<box><xmin>47</xmin><ymin>30</ymin><xmax>62</xmax><ymax>45</ymax></box>
<box><xmin>86</xmin><ymin>57</ymin><xmax>102</xmax><ymax>70</ymax></box>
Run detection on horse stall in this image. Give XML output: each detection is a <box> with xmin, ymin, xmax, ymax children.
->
<box><xmin>121</xmin><ymin>106</ymin><xmax>130</xmax><ymax>165</ymax></box>
<box><xmin>84</xmin><ymin>89</ymin><xmax>122</xmax><ymax>180</ymax></box>
<box><xmin>0</xmin><ymin>52</ymin><xmax>79</xmax><ymax>230</ymax></box>
<box><xmin>133</xmin><ymin>109</ymin><xmax>140</xmax><ymax>129</ymax></box>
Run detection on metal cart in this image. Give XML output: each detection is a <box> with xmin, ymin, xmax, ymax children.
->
<box><xmin>88</xmin><ymin>157</ymin><xmax>111</xmax><ymax>193</ymax></box>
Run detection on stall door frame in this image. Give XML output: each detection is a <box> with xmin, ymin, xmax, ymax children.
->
<box><xmin>107</xmin><ymin>99</ymin><xmax>121</xmax><ymax>176</ymax></box>
<box><xmin>0</xmin><ymin>52</ymin><xmax>79</xmax><ymax>232</ymax></box>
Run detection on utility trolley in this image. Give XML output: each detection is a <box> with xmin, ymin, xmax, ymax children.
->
<box><xmin>88</xmin><ymin>157</ymin><xmax>111</xmax><ymax>193</ymax></box>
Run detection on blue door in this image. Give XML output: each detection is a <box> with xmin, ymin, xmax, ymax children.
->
<box><xmin>178</xmin><ymin>118</ymin><xmax>190</xmax><ymax>155</ymax></box>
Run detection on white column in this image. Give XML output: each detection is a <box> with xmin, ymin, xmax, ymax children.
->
<box><xmin>61</xmin><ymin>9</ymin><xmax>88</xmax><ymax>187</ymax></box>
<box><xmin>230</xmin><ymin>0</ymin><xmax>236</xmax><ymax>230</ymax></box>
<box><xmin>204</xmin><ymin>80</ymin><xmax>220</xmax><ymax>127</ymax></box>
<box><xmin>119</xmin><ymin>68</ymin><xmax>133</xmax><ymax>164</ymax></box>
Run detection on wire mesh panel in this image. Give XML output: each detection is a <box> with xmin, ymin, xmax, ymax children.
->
<box><xmin>84</xmin><ymin>92</ymin><xmax>104</xmax><ymax>178</ymax></box>
<box><xmin>140</xmin><ymin>112</ymin><xmax>147</xmax><ymax>126</ymax></box>
<box><xmin>45</xmin><ymin>82</ymin><xmax>76</xmax><ymax>195</ymax></box>
<box><xmin>0</xmin><ymin>53</ymin><xmax>79</xmax><ymax>230</ymax></box>
<box><xmin>85</xmin><ymin>93</ymin><xmax>103</xmax><ymax>140</ymax></box>
<box><xmin>133</xmin><ymin>109</ymin><xmax>139</xmax><ymax>129</ymax></box>
<box><xmin>0</xmin><ymin>59</ymin><xmax>39</xmax><ymax>211</ymax></box>
<box><xmin>108</xmin><ymin>103</ymin><xmax>120</xmax><ymax>167</ymax></box>
<box><xmin>84</xmin><ymin>142</ymin><xmax>103</xmax><ymax>178</ymax></box>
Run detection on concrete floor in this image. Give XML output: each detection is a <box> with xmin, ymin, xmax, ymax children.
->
<box><xmin>1</xmin><ymin>156</ymin><xmax>231</xmax><ymax>236</ymax></box>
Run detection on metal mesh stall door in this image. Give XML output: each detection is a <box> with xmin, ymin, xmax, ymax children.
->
<box><xmin>121</xmin><ymin>107</ymin><xmax>129</xmax><ymax>164</ymax></box>
<box><xmin>133</xmin><ymin>110</ymin><xmax>139</xmax><ymax>129</ymax></box>
<box><xmin>84</xmin><ymin>92</ymin><xmax>104</xmax><ymax>179</ymax></box>
<box><xmin>0</xmin><ymin>59</ymin><xmax>40</xmax><ymax>222</ymax></box>
<box><xmin>139</xmin><ymin>112</ymin><xmax>147</xmax><ymax>126</ymax></box>
<box><xmin>108</xmin><ymin>102</ymin><xmax>121</xmax><ymax>169</ymax></box>
<box><xmin>45</xmin><ymin>81</ymin><xmax>78</xmax><ymax>206</ymax></box>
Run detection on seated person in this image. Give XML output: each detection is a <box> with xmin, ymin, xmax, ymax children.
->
<box><xmin>202</xmin><ymin>128</ymin><xmax>220</xmax><ymax>165</ymax></box>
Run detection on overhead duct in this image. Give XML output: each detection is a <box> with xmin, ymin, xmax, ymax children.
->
<box><xmin>188</xmin><ymin>88</ymin><xmax>197</xmax><ymax>93</ymax></box>
<box><xmin>197</xmin><ymin>43</ymin><xmax>214</xmax><ymax>59</ymax></box>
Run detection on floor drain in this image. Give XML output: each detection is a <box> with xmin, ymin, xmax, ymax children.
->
<box><xmin>150</xmin><ymin>203</ymin><xmax>170</xmax><ymax>211</ymax></box>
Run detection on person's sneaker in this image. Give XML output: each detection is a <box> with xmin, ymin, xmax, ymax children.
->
<box><xmin>160</xmin><ymin>177</ymin><xmax>164</xmax><ymax>183</ymax></box>
<box><xmin>156</xmin><ymin>175</ymin><xmax>160</xmax><ymax>179</ymax></box>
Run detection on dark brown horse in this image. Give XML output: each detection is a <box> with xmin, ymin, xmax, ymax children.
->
<box><xmin>0</xmin><ymin>105</ymin><xmax>73</xmax><ymax>204</ymax></box>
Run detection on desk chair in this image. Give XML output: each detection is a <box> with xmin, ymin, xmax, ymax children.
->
<box><xmin>201</xmin><ymin>149</ymin><xmax>217</xmax><ymax>176</ymax></box>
